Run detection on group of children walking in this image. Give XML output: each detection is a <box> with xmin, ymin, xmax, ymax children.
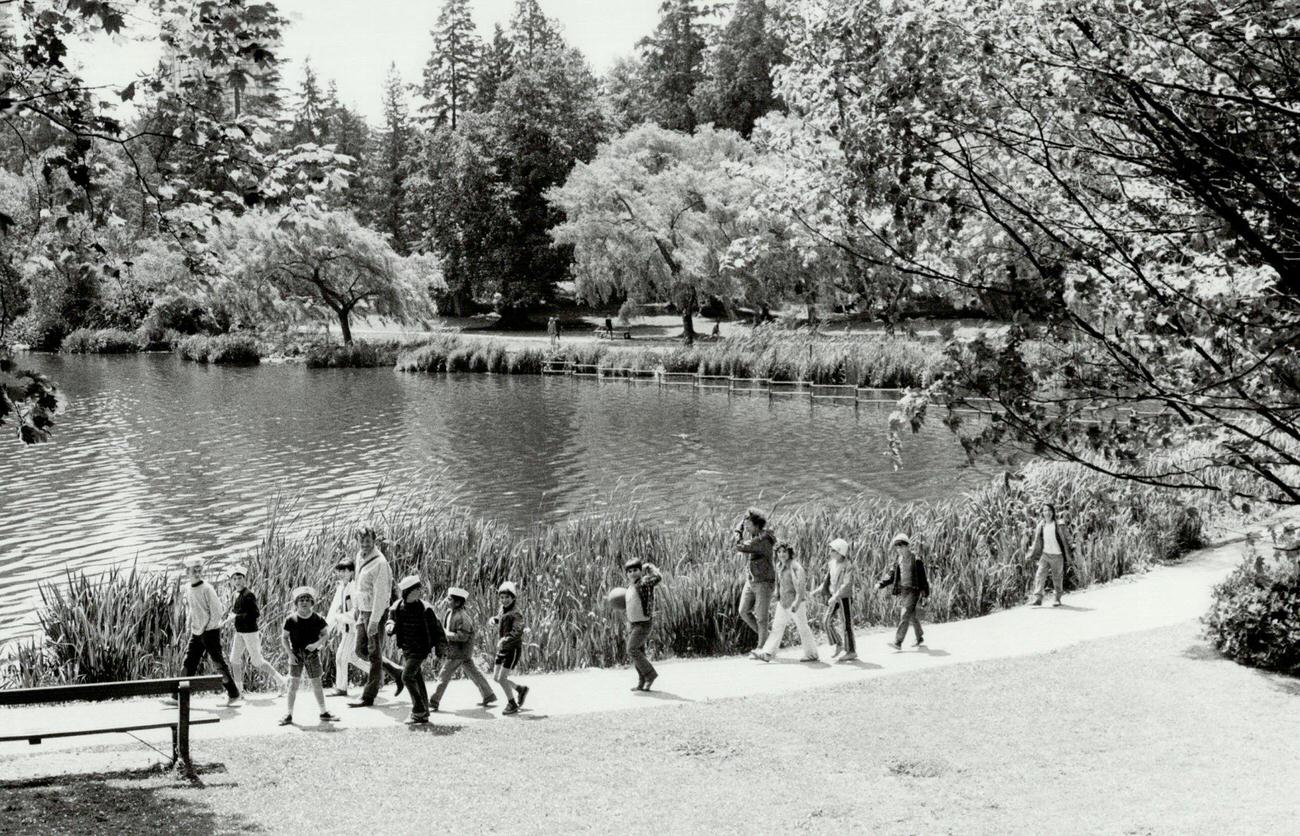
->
<box><xmin>175</xmin><ymin>504</ymin><xmax>1068</xmax><ymax>722</ymax></box>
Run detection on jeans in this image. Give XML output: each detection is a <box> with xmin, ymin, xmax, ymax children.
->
<box><xmin>738</xmin><ymin>579</ymin><xmax>774</xmax><ymax>648</ymax></box>
<box><xmin>761</xmin><ymin>602</ymin><xmax>818</xmax><ymax>657</ymax></box>
<box><xmin>627</xmin><ymin>619</ymin><xmax>656</xmax><ymax>681</ymax></box>
<box><xmin>822</xmin><ymin>598</ymin><xmax>856</xmax><ymax>654</ymax></box>
<box><xmin>895</xmin><ymin>590</ymin><xmax>924</xmax><ymax>645</ymax></box>
<box><xmin>354</xmin><ymin>613</ymin><xmax>404</xmax><ymax>703</ymax></box>
<box><xmin>402</xmin><ymin>653</ymin><xmax>430</xmax><ymax>719</ymax></box>
<box><xmin>180</xmin><ymin>629</ymin><xmax>239</xmax><ymax>699</ymax></box>
<box><xmin>1032</xmin><ymin>554</ymin><xmax>1065</xmax><ymax>603</ymax></box>
<box><xmin>431</xmin><ymin>657</ymin><xmax>495</xmax><ymax>707</ymax></box>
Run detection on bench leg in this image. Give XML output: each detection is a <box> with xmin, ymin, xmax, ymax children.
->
<box><xmin>176</xmin><ymin>682</ymin><xmax>191</xmax><ymax>773</ymax></box>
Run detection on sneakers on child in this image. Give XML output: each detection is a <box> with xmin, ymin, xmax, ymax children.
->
<box><xmin>403</xmin><ymin>715</ymin><xmax>428</xmax><ymax>725</ymax></box>
<box><xmin>278</xmin><ymin>715</ymin><xmax>293</xmax><ymax>726</ymax></box>
<box><xmin>888</xmin><ymin>641</ymin><xmax>903</xmax><ymax>651</ymax></box>
<box><xmin>799</xmin><ymin>654</ymin><xmax>820</xmax><ymax>663</ymax></box>
<box><xmin>1052</xmin><ymin>599</ymin><xmax>1063</xmax><ymax>607</ymax></box>
<box><xmin>319</xmin><ymin>712</ymin><xmax>339</xmax><ymax>723</ymax></box>
<box><xmin>631</xmin><ymin>679</ymin><xmax>645</xmax><ymax>692</ymax></box>
<box><xmin>642</xmin><ymin>673</ymin><xmax>658</xmax><ymax>691</ymax></box>
<box><xmin>913</xmin><ymin>639</ymin><xmax>925</xmax><ymax>648</ymax></box>
<box><xmin>831</xmin><ymin>645</ymin><xmax>844</xmax><ymax>658</ymax></box>
<box><xmin>502</xmin><ymin>701</ymin><xmax>519</xmax><ymax>716</ymax></box>
<box><xmin>328</xmin><ymin>688</ymin><xmax>349</xmax><ymax>697</ymax></box>
<box><xmin>837</xmin><ymin>652</ymin><xmax>858</xmax><ymax>662</ymax></box>
<box><xmin>515</xmin><ymin>685</ymin><xmax>530</xmax><ymax>707</ymax></box>
<box><xmin>478</xmin><ymin>696</ymin><xmax>498</xmax><ymax>707</ymax></box>
<box><xmin>226</xmin><ymin>695</ymin><xmax>245</xmax><ymax>707</ymax></box>
<box><xmin>1031</xmin><ymin>598</ymin><xmax>1043</xmax><ymax>607</ymax></box>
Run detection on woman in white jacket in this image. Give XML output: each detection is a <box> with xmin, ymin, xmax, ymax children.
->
<box><xmin>325</xmin><ymin>558</ymin><xmax>362</xmax><ymax>696</ymax></box>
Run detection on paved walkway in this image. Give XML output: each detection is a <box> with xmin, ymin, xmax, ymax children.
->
<box><xmin>0</xmin><ymin>515</ymin><xmax>1282</xmax><ymax>779</ymax></box>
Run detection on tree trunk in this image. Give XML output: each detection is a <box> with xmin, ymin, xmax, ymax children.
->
<box><xmin>682</xmin><ymin>310</ymin><xmax>696</xmax><ymax>345</ymax></box>
<box><xmin>338</xmin><ymin>307</ymin><xmax>353</xmax><ymax>344</ymax></box>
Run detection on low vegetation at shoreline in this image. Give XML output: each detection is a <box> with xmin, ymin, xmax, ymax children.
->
<box><xmin>177</xmin><ymin>334</ymin><xmax>262</xmax><ymax>365</ymax></box>
<box><xmin>9</xmin><ymin>452</ymin><xmax>1228</xmax><ymax>688</ymax></box>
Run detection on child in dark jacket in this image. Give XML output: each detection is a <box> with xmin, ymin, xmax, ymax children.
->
<box><xmin>489</xmin><ymin>581</ymin><xmax>529</xmax><ymax>715</ymax></box>
<box><xmin>877</xmin><ymin>533</ymin><xmax>931</xmax><ymax>649</ymax></box>
<box><xmin>385</xmin><ymin>575</ymin><xmax>446</xmax><ymax>724</ymax></box>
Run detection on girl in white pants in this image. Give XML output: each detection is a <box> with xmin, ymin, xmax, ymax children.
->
<box><xmin>225</xmin><ymin>566</ymin><xmax>287</xmax><ymax>692</ymax></box>
<box><xmin>326</xmin><ymin>559</ymin><xmax>363</xmax><ymax>696</ymax></box>
<box><xmin>754</xmin><ymin>544</ymin><xmax>819</xmax><ymax>662</ymax></box>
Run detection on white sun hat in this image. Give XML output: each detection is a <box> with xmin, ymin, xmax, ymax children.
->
<box><xmin>890</xmin><ymin>533</ymin><xmax>912</xmax><ymax>547</ymax></box>
<box><xmin>289</xmin><ymin>585</ymin><xmax>318</xmax><ymax>605</ymax></box>
<box><xmin>182</xmin><ymin>557</ymin><xmax>204</xmax><ymax>569</ymax></box>
<box><xmin>497</xmin><ymin>581</ymin><xmax>518</xmax><ymax>596</ymax></box>
<box><xmin>448</xmin><ymin>586</ymin><xmax>469</xmax><ymax>599</ymax></box>
<box><xmin>828</xmin><ymin>538</ymin><xmax>850</xmax><ymax>557</ymax></box>
<box><xmin>398</xmin><ymin>575</ymin><xmax>422</xmax><ymax>595</ymax></box>
<box><xmin>227</xmin><ymin>565</ymin><xmax>248</xmax><ymax>578</ymax></box>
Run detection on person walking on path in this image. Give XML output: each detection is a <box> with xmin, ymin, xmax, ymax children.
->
<box><xmin>489</xmin><ymin>581</ymin><xmax>530</xmax><ymax>715</ymax></box>
<box><xmin>349</xmin><ymin>528</ymin><xmax>404</xmax><ymax>708</ymax></box>
<box><xmin>167</xmin><ymin>557</ymin><xmax>241</xmax><ymax>706</ymax></box>
<box><xmin>325</xmin><ymin>558</ymin><xmax>361</xmax><ymax>697</ymax></box>
<box><xmin>1028</xmin><ymin>503</ymin><xmax>1073</xmax><ymax>607</ymax></box>
<box><xmin>430</xmin><ymin>587</ymin><xmax>497</xmax><ymax>711</ymax></box>
<box><xmin>753</xmin><ymin>543</ymin><xmax>819</xmax><ymax>662</ymax></box>
<box><xmin>878</xmin><ymin>534</ymin><xmax>931</xmax><ymax>650</ymax></box>
<box><xmin>734</xmin><ymin>508</ymin><xmax>777</xmax><ymax>652</ymax></box>
<box><xmin>224</xmin><ymin>565</ymin><xmax>286</xmax><ymax>694</ymax></box>
<box><xmin>820</xmin><ymin>538</ymin><xmax>858</xmax><ymax>662</ymax></box>
<box><xmin>623</xmin><ymin>558</ymin><xmax>663</xmax><ymax>692</ymax></box>
<box><xmin>279</xmin><ymin>586</ymin><xmax>339</xmax><ymax>726</ymax></box>
<box><xmin>385</xmin><ymin>575</ymin><xmax>446</xmax><ymax>725</ymax></box>
<box><xmin>547</xmin><ymin>316</ymin><xmax>560</xmax><ymax>349</ymax></box>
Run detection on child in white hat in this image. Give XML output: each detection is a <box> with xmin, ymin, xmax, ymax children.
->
<box><xmin>279</xmin><ymin>586</ymin><xmax>339</xmax><ymax>726</ymax></box>
<box><xmin>384</xmin><ymin>575</ymin><xmax>445</xmax><ymax>724</ymax></box>
<box><xmin>878</xmin><ymin>533</ymin><xmax>931</xmax><ymax>650</ymax></box>
<box><xmin>489</xmin><ymin>581</ymin><xmax>529</xmax><ymax>715</ymax></box>
<box><xmin>430</xmin><ymin>587</ymin><xmax>496</xmax><ymax>711</ymax></box>
<box><xmin>820</xmin><ymin>538</ymin><xmax>858</xmax><ymax>662</ymax></box>
<box><xmin>223</xmin><ymin>565</ymin><xmax>286</xmax><ymax>694</ymax></box>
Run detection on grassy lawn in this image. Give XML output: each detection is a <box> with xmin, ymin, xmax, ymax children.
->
<box><xmin>4</xmin><ymin>620</ymin><xmax>1297</xmax><ymax>835</ymax></box>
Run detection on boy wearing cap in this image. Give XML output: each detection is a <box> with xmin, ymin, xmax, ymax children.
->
<box><xmin>168</xmin><ymin>558</ymin><xmax>241</xmax><ymax>706</ymax></box>
<box><xmin>623</xmin><ymin>558</ymin><xmax>663</xmax><ymax>691</ymax></box>
<box><xmin>224</xmin><ymin>566</ymin><xmax>286</xmax><ymax>694</ymax></box>
<box><xmin>279</xmin><ymin>586</ymin><xmax>339</xmax><ymax>726</ymax></box>
<box><xmin>430</xmin><ymin>587</ymin><xmax>496</xmax><ymax>711</ymax></box>
<box><xmin>489</xmin><ymin>581</ymin><xmax>529</xmax><ymax>715</ymax></box>
<box><xmin>821</xmin><ymin>538</ymin><xmax>858</xmax><ymax>662</ymax></box>
<box><xmin>878</xmin><ymin>534</ymin><xmax>931</xmax><ymax>649</ymax></box>
<box><xmin>385</xmin><ymin>575</ymin><xmax>446</xmax><ymax>724</ymax></box>
<box><xmin>326</xmin><ymin>558</ymin><xmax>361</xmax><ymax>696</ymax></box>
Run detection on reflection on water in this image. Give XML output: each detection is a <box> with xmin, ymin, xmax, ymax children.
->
<box><xmin>0</xmin><ymin>353</ymin><xmax>986</xmax><ymax>641</ymax></box>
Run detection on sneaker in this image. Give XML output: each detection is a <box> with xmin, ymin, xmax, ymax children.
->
<box><xmin>1031</xmin><ymin>598</ymin><xmax>1043</xmax><ymax>607</ymax></box>
<box><xmin>394</xmin><ymin>678</ymin><xmax>405</xmax><ymax>697</ymax></box>
<box><xmin>515</xmin><ymin>685</ymin><xmax>529</xmax><ymax>708</ymax></box>
<box><xmin>838</xmin><ymin>652</ymin><xmax>858</xmax><ymax>662</ymax></box>
<box><xmin>631</xmin><ymin>681</ymin><xmax>645</xmax><ymax>692</ymax></box>
<box><xmin>328</xmin><ymin>688</ymin><xmax>349</xmax><ymax>697</ymax></box>
<box><xmin>429</xmin><ymin>702</ymin><xmax>439</xmax><ymax>713</ymax></box>
<box><xmin>799</xmin><ymin>655</ymin><xmax>820</xmax><ymax>663</ymax></box>
<box><xmin>278</xmin><ymin>715</ymin><xmax>293</xmax><ymax>726</ymax></box>
<box><xmin>347</xmin><ymin>699</ymin><xmax>375</xmax><ymax>708</ymax></box>
<box><xmin>888</xmin><ymin>641</ymin><xmax>902</xmax><ymax>651</ymax></box>
<box><xmin>403</xmin><ymin>715</ymin><xmax>429</xmax><ymax>725</ymax></box>
<box><xmin>1052</xmin><ymin>599</ymin><xmax>1063</xmax><ymax>608</ymax></box>
<box><xmin>831</xmin><ymin>646</ymin><xmax>844</xmax><ymax>658</ymax></box>
<box><xmin>913</xmin><ymin>639</ymin><xmax>926</xmax><ymax>648</ymax></box>
<box><xmin>502</xmin><ymin>701</ymin><xmax>519</xmax><ymax>716</ymax></box>
<box><xmin>748</xmin><ymin>650</ymin><xmax>764</xmax><ymax>660</ymax></box>
<box><xmin>319</xmin><ymin>712</ymin><xmax>339</xmax><ymax>722</ymax></box>
<box><xmin>226</xmin><ymin>695</ymin><xmax>245</xmax><ymax>707</ymax></box>
<box><xmin>642</xmin><ymin>673</ymin><xmax>658</xmax><ymax>691</ymax></box>
<box><xmin>478</xmin><ymin>696</ymin><xmax>498</xmax><ymax>707</ymax></box>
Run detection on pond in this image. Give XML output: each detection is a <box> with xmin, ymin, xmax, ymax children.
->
<box><xmin>0</xmin><ymin>353</ymin><xmax>988</xmax><ymax>643</ymax></box>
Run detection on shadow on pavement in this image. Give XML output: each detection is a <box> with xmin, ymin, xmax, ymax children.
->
<box><xmin>405</xmin><ymin>723</ymin><xmax>463</xmax><ymax>735</ymax></box>
<box><xmin>635</xmin><ymin>690</ymin><xmax>692</xmax><ymax>702</ymax></box>
<box><xmin>0</xmin><ymin>765</ymin><xmax>262</xmax><ymax>836</ymax></box>
<box><xmin>917</xmin><ymin>647</ymin><xmax>951</xmax><ymax>658</ymax></box>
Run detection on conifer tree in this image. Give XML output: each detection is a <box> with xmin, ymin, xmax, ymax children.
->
<box><xmin>639</xmin><ymin>0</ymin><xmax>712</xmax><ymax>132</ymax></box>
<box><xmin>421</xmin><ymin>0</ymin><xmax>482</xmax><ymax>129</ymax></box>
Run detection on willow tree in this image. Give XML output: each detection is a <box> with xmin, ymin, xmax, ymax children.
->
<box><xmin>547</xmin><ymin>124</ymin><xmax>758</xmax><ymax>342</ymax></box>
<box><xmin>218</xmin><ymin>210</ymin><xmax>440</xmax><ymax>343</ymax></box>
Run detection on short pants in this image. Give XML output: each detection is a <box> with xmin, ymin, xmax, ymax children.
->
<box><xmin>494</xmin><ymin>646</ymin><xmax>521</xmax><ymax>670</ymax></box>
<box><xmin>289</xmin><ymin>649</ymin><xmax>323</xmax><ymax>679</ymax></box>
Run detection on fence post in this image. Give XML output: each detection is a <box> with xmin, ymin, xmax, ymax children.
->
<box><xmin>176</xmin><ymin>680</ymin><xmax>191</xmax><ymax>770</ymax></box>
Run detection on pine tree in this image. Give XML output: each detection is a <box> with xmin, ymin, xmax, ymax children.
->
<box><xmin>639</xmin><ymin>0</ymin><xmax>712</xmax><ymax>132</ymax></box>
<box><xmin>323</xmin><ymin>81</ymin><xmax>372</xmax><ymax>212</ymax></box>
<box><xmin>474</xmin><ymin>24</ymin><xmax>515</xmax><ymax>112</ymax></box>
<box><xmin>510</xmin><ymin>0</ymin><xmax>560</xmax><ymax>66</ymax></box>
<box><xmin>362</xmin><ymin>64</ymin><xmax>415</xmax><ymax>254</ymax></box>
<box><xmin>289</xmin><ymin>58</ymin><xmax>329</xmax><ymax>144</ymax></box>
<box><xmin>692</xmin><ymin>0</ymin><xmax>787</xmax><ymax>137</ymax></box>
<box><xmin>421</xmin><ymin>0</ymin><xmax>482</xmax><ymax>130</ymax></box>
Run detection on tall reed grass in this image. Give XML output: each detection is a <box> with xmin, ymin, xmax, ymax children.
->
<box><xmin>8</xmin><ymin>451</ymin><xmax>1232</xmax><ymax>687</ymax></box>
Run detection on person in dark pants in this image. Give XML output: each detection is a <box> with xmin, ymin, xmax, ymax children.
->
<box><xmin>623</xmin><ymin>558</ymin><xmax>663</xmax><ymax>692</ymax></box>
<box><xmin>821</xmin><ymin>537</ymin><xmax>858</xmax><ymax>661</ymax></box>
<box><xmin>735</xmin><ymin>508</ymin><xmax>777</xmax><ymax>652</ymax></box>
<box><xmin>878</xmin><ymin>533</ymin><xmax>931</xmax><ymax>649</ymax></box>
<box><xmin>385</xmin><ymin>575</ymin><xmax>446</xmax><ymax>724</ymax></box>
<box><xmin>166</xmin><ymin>557</ymin><xmax>241</xmax><ymax>706</ymax></box>
<box><xmin>490</xmin><ymin>581</ymin><xmax>529</xmax><ymax>715</ymax></box>
<box><xmin>349</xmin><ymin>528</ymin><xmax>404</xmax><ymax>708</ymax></box>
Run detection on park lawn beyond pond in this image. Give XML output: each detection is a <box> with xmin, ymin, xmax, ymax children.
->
<box><xmin>3</xmin><ymin>619</ymin><xmax>1298</xmax><ymax>835</ymax></box>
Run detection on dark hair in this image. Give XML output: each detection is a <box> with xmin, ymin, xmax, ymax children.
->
<box><xmin>334</xmin><ymin>558</ymin><xmax>355</xmax><ymax>571</ymax></box>
<box><xmin>1044</xmin><ymin>503</ymin><xmax>1057</xmax><ymax>520</ymax></box>
<box><xmin>745</xmin><ymin>508</ymin><xmax>767</xmax><ymax>530</ymax></box>
<box><xmin>357</xmin><ymin>526</ymin><xmax>377</xmax><ymax>540</ymax></box>
<box><xmin>774</xmin><ymin>542</ymin><xmax>795</xmax><ymax>558</ymax></box>
<box><xmin>624</xmin><ymin>558</ymin><xmax>643</xmax><ymax>571</ymax></box>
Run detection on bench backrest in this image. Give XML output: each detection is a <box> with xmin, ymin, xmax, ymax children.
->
<box><xmin>0</xmin><ymin>675</ymin><xmax>225</xmax><ymax>707</ymax></box>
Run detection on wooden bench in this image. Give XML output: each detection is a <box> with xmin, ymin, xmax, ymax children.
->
<box><xmin>0</xmin><ymin>675</ymin><xmax>224</xmax><ymax>772</ymax></box>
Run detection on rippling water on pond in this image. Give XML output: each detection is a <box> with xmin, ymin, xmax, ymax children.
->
<box><xmin>0</xmin><ymin>353</ymin><xmax>988</xmax><ymax>642</ymax></box>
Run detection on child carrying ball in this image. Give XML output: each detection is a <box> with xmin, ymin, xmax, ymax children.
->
<box><xmin>279</xmin><ymin>586</ymin><xmax>340</xmax><ymax>726</ymax></box>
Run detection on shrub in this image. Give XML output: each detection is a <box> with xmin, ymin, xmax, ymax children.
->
<box><xmin>305</xmin><ymin>339</ymin><xmax>405</xmax><ymax>369</ymax></box>
<box><xmin>1204</xmin><ymin>544</ymin><xmax>1300</xmax><ymax>676</ymax></box>
<box><xmin>145</xmin><ymin>294</ymin><xmax>221</xmax><ymax>336</ymax></box>
<box><xmin>60</xmin><ymin>327</ymin><xmax>145</xmax><ymax>354</ymax></box>
<box><xmin>178</xmin><ymin>333</ymin><xmax>262</xmax><ymax>365</ymax></box>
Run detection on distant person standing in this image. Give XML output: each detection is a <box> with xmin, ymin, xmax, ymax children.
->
<box><xmin>166</xmin><ymin>557</ymin><xmax>241</xmax><ymax>706</ymax></box>
<box><xmin>623</xmin><ymin>558</ymin><xmax>663</xmax><ymax>691</ymax></box>
<box><xmin>878</xmin><ymin>534</ymin><xmax>930</xmax><ymax>649</ymax></box>
<box><xmin>753</xmin><ymin>543</ymin><xmax>819</xmax><ymax>662</ymax></box>
<box><xmin>348</xmin><ymin>527</ymin><xmax>404</xmax><ymax>708</ymax></box>
<box><xmin>325</xmin><ymin>558</ymin><xmax>361</xmax><ymax>697</ymax></box>
<box><xmin>734</xmin><ymin>508</ymin><xmax>777</xmax><ymax>652</ymax></box>
<box><xmin>1028</xmin><ymin>503</ymin><xmax>1073</xmax><ymax>607</ymax></box>
<box><xmin>547</xmin><ymin>316</ymin><xmax>560</xmax><ymax>349</ymax></box>
<box><xmin>821</xmin><ymin>538</ymin><xmax>857</xmax><ymax>662</ymax></box>
<box><xmin>224</xmin><ymin>565</ymin><xmax>286</xmax><ymax>693</ymax></box>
